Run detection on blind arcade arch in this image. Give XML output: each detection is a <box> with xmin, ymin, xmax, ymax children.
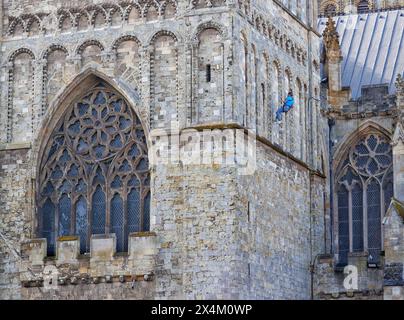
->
<box><xmin>37</xmin><ymin>82</ymin><xmax>150</xmax><ymax>255</ymax></box>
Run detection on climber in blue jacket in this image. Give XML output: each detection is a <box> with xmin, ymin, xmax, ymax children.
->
<box><xmin>275</xmin><ymin>90</ymin><xmax>295</xmax><ymax>122</ymax></box>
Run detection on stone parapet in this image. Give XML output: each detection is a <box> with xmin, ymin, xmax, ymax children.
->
<box><xmin>19</xmin><ymin>232</ymin><xmax>159</xmax><ymax>289</ymax></box>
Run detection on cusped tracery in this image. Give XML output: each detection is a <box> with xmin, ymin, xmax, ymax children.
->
<box><xmin>336</xmin><ymin>133</ymin><xmax>393</xmax><ymax>266</ymax></box>
<box><xmin>350</xmin><ymin>134</ymin><xmax>392</xmax><ymax>177</ymax></box>
<box><xmin>37</xmin><ymin>83</ymin><xmax>150</xmax><ymax>255</ymax></box>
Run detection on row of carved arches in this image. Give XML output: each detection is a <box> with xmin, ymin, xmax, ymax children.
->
<box><xmin>6</xmin><ymin>1</ymin><xmax>179</xmax><ymax>37</ymax></box>
<box><xmin>240</xmin><ymin>34</ymin><xmax>312</xmax><ymax>161</ymax></box>
<box><xmin>4</xmin><ymin>23</ymin><xmax>227</xmax><ymax>143</ymax></box>
<box><xmin>1</xmin><ymin>36</ymin><xmax>155</xmax><ymax>141</ymax></box>
<box><xmin>238</xmin><ymin>2</ymin><xmax>308</xmax><ymax>66</ymax></box>
<box><xmin>5</xmin><ymin>0</ymin><xmax>230</xmax><ymax>38</ymax></box>
<box><xmin>274</xmin><ymin>64</ymin><xmax>312</xmax><ymax>160</ymax></box>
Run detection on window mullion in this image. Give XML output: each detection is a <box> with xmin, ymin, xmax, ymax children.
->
<box><xmin>380</xmin><ymin>182</ymin><xmax>384</xmax><ymax>251</ymax></box>
<box><xmin>87</xmin><ymin>188</ymin><xmax>92</xmax><ymax>253</ymax></box>
<box><xmin>363</xmin><ymin>185</ymin><xmax>368</xmax><ymax>252</ymax></box>
<box><xmin>348</xmin><ymin>188</ymin><xmax>353</xmax><ymax>253</ymax></box>
<box><xmin>105</xmin><ymin>184</ymin><xmax>110</xmax><ymax>234</ymax></box>
<box><xmin>71</xmin><ymin>196</ymin><xmax>76</xmax><ymax>235</ymax></box>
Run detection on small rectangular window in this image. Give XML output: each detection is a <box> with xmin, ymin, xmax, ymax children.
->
<box><xmin>206</xmin><ymin>64</ymin><xmax>211</xmax><ymax>82</ymax></box>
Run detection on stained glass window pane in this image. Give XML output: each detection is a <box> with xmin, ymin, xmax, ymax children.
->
<box><xmin>127</xmin><ymin>187</ymin><xmax>140</xmax><ymax>234</ymax></box>
<box><xmin>337</xmin><ymin>184</ymin><xmax>349</xmax><ymax>266</ymax></box>
<box><xmin>41</xmin><ymin>198</ymin><xmax>55</xmax><ymax>256</ymax></box>
<box><xmin>92</xmin><ymin>185</ymin><xmax>106</xmax><ymax>235</ymax></box>
<box><xmin>351</xmin><ymin>184</ymin><xmax>363</xmax><ymax>252</ymax></box>
<box><xmin>39</xmin><ymin>85</ymin><xmax>150</xmax><ymax>255</ymax></box>
<box><xmin>58</xmin><ymin>194</ymin><xmax>71</xmax><ymax>237</ymax></box>
<box><xmin>336</xmin><ymin>133</ymin><xmax>393</xmax><ymax>264</ymax></box>
<box><xmin>111</xmin><ymin>194</ymin><xmax>124</xmax><ymax>252</ymax></box>
<box><xmin>384</xmin><ymin>173</ymin><xmax>394</xmax><ymax>213</ymax></box>
<box><xmin>75</xmin><ymin>196</ymin><xmax>88</xmax><ymax>254</ymax></box>
<box><xmin>143</xmin><ymin>191</ymin><xmax>151</xmax><ymax>231</ymax></box>
<box><xmin>367</xmin><ymin>180</ymin><xmax>381</xmax><ymax>263</ymax></box>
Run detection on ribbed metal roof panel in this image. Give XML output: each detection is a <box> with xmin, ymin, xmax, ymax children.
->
<box><xmin>318</xmin><ymin>9</ymin><xmax>404</xmax><ymax>100</ymax></box>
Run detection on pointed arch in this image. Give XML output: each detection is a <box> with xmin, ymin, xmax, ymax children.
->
<box><xmin>333</xmin><ymin>121</ymin><xmax>392</xmax><ymax>173</ymax></box>
<box><xmin>124</xmin><ymin>3</ymin><xmax>142</xmax><ymax>23</ymax></box>
<box><xmin>26</xmin><ymin>15</ymin><xmax>42</xmax><ymax>36</ymax></box>
<box><xmin>34</xmin><ymin>68</ymin><xmax>148</xmax><ymax>158</ymax></box>
<box><xmin>35</xmin><ymin>74</ymin><xmax>150</xmax><ymax>255</ymax></box>
<box><xmin>162</xmin><ymin>0</ymin><xmax>177</xmax><ymax>18</ymax></box>
<box><xmin>333</xmin><ymin>121</ymin><xmax>393</xmax><ymax>266</ymax></box>
<box><xmin>7</xmin><ymin>17</ymin><xmax>25</xmax><ymax>36</ymax></box>
<box><xmin>145</xmin><ymin>1</ymin><xmax>160</xmax><ymax>21</ymax></box>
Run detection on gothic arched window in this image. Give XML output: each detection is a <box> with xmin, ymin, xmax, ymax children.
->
<box><xmin>37</xmin><ymin>83</ymin><xmax>150</xmax><ymax>255</ymax></box>
<box><xmin>335</xmin><ymin>133</ymin><xmax>393</xmax><ymax>266</ymax></box>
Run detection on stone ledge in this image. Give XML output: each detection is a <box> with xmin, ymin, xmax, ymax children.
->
<box><xmin>21</xmin><ymin>273</ymin><xmax>154</xmax><ymax>288</ymax></box>
<box><xmin>129</xmin><ymin>231</ymin><xmax>157</xmax><ymax>238</ymax></box>
<box><xmin>20</xmin><ymin>233</ymin><xmax>159</xmax><ymax>285</ymax></box>
<box><xmin>0</xmin><ymin>142</ymin><xmax>31</xmax><ymax>151</ymax></box>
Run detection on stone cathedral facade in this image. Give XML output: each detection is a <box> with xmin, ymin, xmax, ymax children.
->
<box><xmin>0</xmin><ymin>0</ymin><xmax>402</xmax><ymax>301</ymax></box>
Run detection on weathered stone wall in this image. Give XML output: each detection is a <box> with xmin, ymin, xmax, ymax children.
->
<box><xmin>0</xmin><ymin>0</ymin><xmax>324</xmax><ymax>300</ymax></box>
<box><xmin>0</xmin><ymin>147</ymin><xmax>32</xmax><ymax>299</ymax></box>
<box><xmin>233</xmin><ymin>0</ymin><xmax>322</xmax><ymax>168</ymax></box>
<box><xmin>152</xmin><ymin>161</ymin><xmax>243</xmax><ymax>299</ymax></box>
<box><xmin>314</xmin><ymin>58</ymin><xmax>399</xmax><ymax>300</ymax></box>
<box><xmin>234</xmin><ymin>141</ymin><xmax>326</xmax><ymax>299</ymax></box>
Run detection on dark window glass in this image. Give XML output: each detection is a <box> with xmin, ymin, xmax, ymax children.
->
<box><xmin>58</xmin><ymin>194</ymin><xmax>71</xmax><ymax>237</ymax></box>
<box><xmin>336</xmin><ymin>134</ymin><xmax>392</xmax><ymax>265</ymax></box>
<box><xmin>367</xmin><ymin>180</ymin><xmax>381</xmax><ymax>263</ymax></box>
<box><xmin>92</xmin><ymin>185</ymin><xmax>106</xmax><ymax>235</ymax></box>
<box><xmin>206</xmin><ymin>64</ymin><xmax>211</xmax><ymax>82</ymax></box>
<box><xmin>338</xmin><ymin>184</ymin><xmax>349</xmax><ymax>266</ymax></box>
<box><xmin>38</xmin><ymin>84</ymin><xmax>150</xmax><ymax>255</ymax></box>
<box><xmin>75</xmin><ymin>196</ymin><xmax>88</xmax><ymax>254</ymax></box>
<box><xmin>351</xmin><ymin>184</ymin><xmax>363</xmax><ymax>252</ymax></box>
<box><xmin>111</xmin><ymin>193</ymin><xmax>124</xmax><ymax>252</ymax></box>
<box><xmin>41</xmin><ymin>198</ymin><xmax>55</xmax><ymax>256</ymax></box>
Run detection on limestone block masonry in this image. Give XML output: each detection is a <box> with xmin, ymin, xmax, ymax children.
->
<box><xmin>0</xmin><ymin>0</ymin><xmax>324</xmax><ymax>300</ymax></box>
